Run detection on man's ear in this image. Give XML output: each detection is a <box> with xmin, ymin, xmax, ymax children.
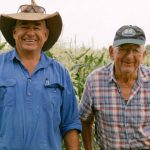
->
<box><xmin>141</xmin><ymin>48</ymin><xmax>148</xmax><ymax>64</ymax></box>
<box><xmin>45</xmin><ymin>28</ymin><xmax>49</xmax><ymax>40</ymax></box>
<box><xmin>109</xmin><ymin>45</ymin><xmax>115</xmax><ymax>60</ymax></box>
<box><xmin>12</xmin><ymin>27</ymin><xmax>17</xmax><ymax>40</ymax></box>
<box><xmin>143</xmin><ymin>48</ymin><xmax>148</xmax><ymax>57</ymax></box>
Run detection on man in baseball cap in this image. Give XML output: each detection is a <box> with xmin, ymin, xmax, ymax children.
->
<box><xmin>79</xmin><ymin>25</ymin><xmax>150</xmax><ymax>149</ymax></box>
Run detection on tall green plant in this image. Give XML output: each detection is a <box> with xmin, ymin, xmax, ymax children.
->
<box><xmin>0</xmin><ymin>42</ymin><xmax>7</xmax><ymax>50</ymax></box>
<box><xmin>66</xmin><ymin>48</ymin><xmax>109</xmax><ymax>100</ymax></box>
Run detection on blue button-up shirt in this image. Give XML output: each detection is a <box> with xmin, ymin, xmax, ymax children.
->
<box><xmin>0</xmin><ymin>49</ymin><xmax>82</xmax><ymax>150</ymax></box>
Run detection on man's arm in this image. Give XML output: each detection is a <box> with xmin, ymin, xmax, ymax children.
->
<box><xmin>81</xmin><ymin>116</ymin><xmax>94</xmax><ymax>150</ymax></box>
<box><xmin>64</xmin><ymin>130</ymin><xmax>79</xmax><ymax>150</ymax></box>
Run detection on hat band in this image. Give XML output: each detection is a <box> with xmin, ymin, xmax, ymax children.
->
<box><xmin>113</xmin><ymin>39</ymin><xmax>145</xmax><ymax>47</ymax></box>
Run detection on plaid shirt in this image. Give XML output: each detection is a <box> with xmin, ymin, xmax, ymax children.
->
<box><xmin>79</xmin><ymin>63</ymin><xmax>150</xmax><ymax>150</ymax></box>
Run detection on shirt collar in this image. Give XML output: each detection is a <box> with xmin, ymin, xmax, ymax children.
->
<box><xmin>138</xmin><ymin>65</ymin><xmax>150</xmax><ymax>83</ymax></box>
<box><xmin>10</xmin><ymin>49</ymin><xmax>53</xmax><ymax>69</ymax></box>
<box><xmin>10</xmin><ymin>48</ymin><xmax>19</xmax><ymax>61</ymax></box>
<box><xmin>108</xmin><ymin>63</ymin><xmax>115</xmax><ymax>82</ymax></box>
<box><xmin>38</xmin><ymin>52</ymin><xmax>53</xmax><ymax>69</ymax></box>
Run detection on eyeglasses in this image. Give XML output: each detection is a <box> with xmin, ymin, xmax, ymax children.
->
<box><xmin>17</xmin><ymin>5</ymin><xmax>46</xmax><ymax>13</ymax></box>
<box><xmin>116</xmin><ymin>47</ymin><xmax>143</xmax><ymax>55</ymax></box>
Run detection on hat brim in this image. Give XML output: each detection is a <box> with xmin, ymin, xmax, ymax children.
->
<box><xmin>113</xmin><ymin>39</ymin><xmax>145</xmax><ymax>47</ymax></box>
<box><xmin>0</xmin><ymin>12</ymin><xmax>62</xmax><ymax>51</ymax></box>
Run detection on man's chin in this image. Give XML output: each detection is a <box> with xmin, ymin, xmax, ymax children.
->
<box><xmin>22</xmin><ymin>46</ymin><xmax>38</xmax><ymax>51</ymax></box>
<box><xmin>121</xmin><ymin>70</ymin><xmax>135</xmax><ymax>76</ymax></box>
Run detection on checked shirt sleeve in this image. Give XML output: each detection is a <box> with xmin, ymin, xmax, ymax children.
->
<box><xmin>79</xmin><ymin>78</ymin><xmax>94</xmax><ymax>121</ymax></box>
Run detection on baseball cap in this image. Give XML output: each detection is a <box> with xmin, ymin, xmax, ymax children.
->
<box><xmin>113</xmin><ymin>25</ymin><xmax>146</xmax><ymax>47</ymax></box>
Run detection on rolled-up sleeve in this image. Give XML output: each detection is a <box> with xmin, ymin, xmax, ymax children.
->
<box><xmin>79</xmin><ymin>78</ymin><xmax>94</xmax><ymax>121</ymax></box>
<box><xmin>60</xmin><ymin>70</ymin><xmax>82</xmax><ymax>136</ymax></box>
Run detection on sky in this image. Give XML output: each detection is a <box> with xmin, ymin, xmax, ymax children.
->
<box><xmin>0</xmin><ymin>0</ymin><xmax>150</xmax><ymax>49</ymax></box>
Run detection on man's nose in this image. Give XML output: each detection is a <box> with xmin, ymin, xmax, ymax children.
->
<box><xmin>124</xmin><ymin>49</ymin><xmax>135</xmax><ymax>57</ymax></box>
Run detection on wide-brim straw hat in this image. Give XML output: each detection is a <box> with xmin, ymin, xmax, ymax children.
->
<box><xmin>0</xmin><ymin>1</ymin><xmax>62</xmax><ymax>51</ymax></box>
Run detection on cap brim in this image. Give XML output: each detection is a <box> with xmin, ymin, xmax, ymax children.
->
<box><xmin>113</xmin><ymin>39</ymin><xmax>145</xmax><ymax>47</ymax></box>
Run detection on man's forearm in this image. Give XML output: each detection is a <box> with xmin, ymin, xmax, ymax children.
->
<box><xmin>81</xmin><ymin>118</ymin><xmax>94</xmax><ymax>150</ymax></box>
<box><xmin>64</xmin><ymin>130</ymin><xmax>79</xmax><ymax>150</ymax></box>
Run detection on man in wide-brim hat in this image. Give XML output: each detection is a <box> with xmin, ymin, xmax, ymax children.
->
<box><xmin>0</xmin><ymin>0</ymin><xmax>82</xmax><ymax>149</ymax></box>
<box><xmin>0</xmin><ymin>0</ymin><xmax>62</xmax><ymax>51</ymax></box>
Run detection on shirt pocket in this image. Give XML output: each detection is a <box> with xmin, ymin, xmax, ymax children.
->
<box><xmin>43</xmin><ymin>83</ymin><xmax>64</xmax><ymax>111</ymax></box>
<box><xmin>43</xmin><ymin>83</ymin><xmax>64</xmax><ymax>130</ymax></box>
<box><xmin>0</xmin><ymin>79</ymin><xmax>16</xmax><ymax>107</ymax></box>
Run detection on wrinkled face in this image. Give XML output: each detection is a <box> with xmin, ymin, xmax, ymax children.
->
<box><xmin>13</xmin><ymin>20</ymin><xmax>49</xmax><ymax>53</ymax></box>
<box><xmin>109</xmin><ymin>44</ymin><xmax>147</xmax><ymax>76</ymax></box>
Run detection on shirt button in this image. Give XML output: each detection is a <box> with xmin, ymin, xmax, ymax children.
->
<box><xmin>28</xmin><ymin>78</ymin><xmax>32</xmax><ymax>82</ymax></box>
<box><xmin>27</xmin><ymin>92</ymin><xmax>31</xmax><ymax>96</ymax></box>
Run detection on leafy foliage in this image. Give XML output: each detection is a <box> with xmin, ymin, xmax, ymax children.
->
<box><xmin>0</xmin><ymin>42</ymin><xmax>7</xmax><ymax>50</ymax></box>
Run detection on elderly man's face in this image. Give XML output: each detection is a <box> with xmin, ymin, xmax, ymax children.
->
<box><xmin>109</xmin><ymin>44</ymin><xmax>147</xmax><ymax>76</ymax></box>
<box><xmin>13</xmin><ymin>20</ymin><xmax>49</xmax><ymax>53</ymax></box>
